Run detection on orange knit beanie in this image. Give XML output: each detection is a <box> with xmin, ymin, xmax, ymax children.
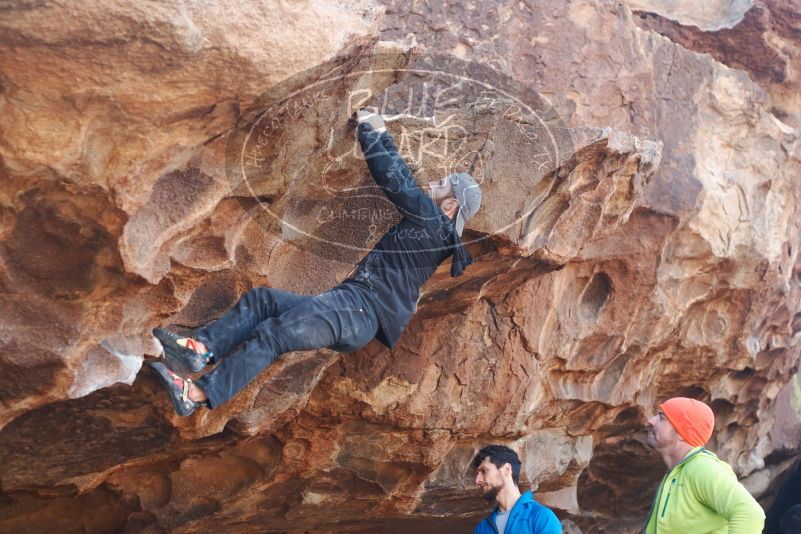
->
<box><xmin>660</xmin><ymin>397</ymin><xmax>715</xmax><ymax>447</ymax></box>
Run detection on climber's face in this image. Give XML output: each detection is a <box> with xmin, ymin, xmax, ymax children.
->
<box><xmin>429</xmin><ymin>176</ymin><xmax>459</xmax><ymax>219</ymax></box>
<box><xmin>439</xmin><ymin>197</ymin><xmax>460</xmax><ymax>219</ymax></box>
<box><xmin>474</xmin><ymin>457</ymin><xmax>508</xmax><ymax>501</ymax></box>
<box><xmin>646</xmin><ymin>410</ymin><xmax>680</xmax><ymax>450</ymax></box>
<box><xmin>428</xmin><ymin>176</ymin><xmax>453</xmax><ymax>202</ymax></box>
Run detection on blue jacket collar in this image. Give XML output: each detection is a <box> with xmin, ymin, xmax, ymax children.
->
<box><xmin>487</xmin><ymin>490</ymin><xmax>535</xmax><ymax>527</ymax></box>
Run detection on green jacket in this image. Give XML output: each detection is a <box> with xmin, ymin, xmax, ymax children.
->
<box><xmin>644</xmin><ymin>447</ymin><xmax>765</xmax><ymax>534</ymax></box>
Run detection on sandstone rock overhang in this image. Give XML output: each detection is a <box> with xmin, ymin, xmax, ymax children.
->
<box><xmin>1</xmin><ymin>0</ymin><xmax>800</xmax><ymax>533</ymax></box>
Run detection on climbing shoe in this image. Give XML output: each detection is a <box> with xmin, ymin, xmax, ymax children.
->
<box><xmin>148</xmin><ymin>361</ymin><xmax>205</xmax><ymax>417</ymax></box>
<box><xmin>153</xmin><ymin>327</ymin><xmax>214</xmax><ymax>373</ymax></box>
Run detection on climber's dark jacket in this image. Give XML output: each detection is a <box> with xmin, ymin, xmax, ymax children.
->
<box><xmin>342</xmin><ymin>122</ymin><xmax>473</xmax><ymax>347</ymax></box>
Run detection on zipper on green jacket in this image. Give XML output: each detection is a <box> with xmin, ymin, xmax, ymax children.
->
<box><xmin>644</xmin><ymin>449</ymin><xmax>708</xmax><ymax>533</ymax></box>
<box><xmin>645</xmin><ymin>475</ymin><xmax>667</xmax><ymax>533</ymax></box>
<box><xmin>660</xmin><ymin>478</ymin><xmax>676</xmax><ymax>517</ymax></box>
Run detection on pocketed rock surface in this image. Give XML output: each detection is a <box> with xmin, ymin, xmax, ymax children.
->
<box><xmin>1</xmin><ymin>1</ymin><xmax>799</xmax><ymax>533</ymax></box>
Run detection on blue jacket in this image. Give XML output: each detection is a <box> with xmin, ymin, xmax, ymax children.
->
<box><xmin>474</xmin><ymin>491</ymin><xmax>562</xmax><ymax>534</ymax></box>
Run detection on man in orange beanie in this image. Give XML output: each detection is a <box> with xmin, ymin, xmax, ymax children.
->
<box><xmin>644</xmin><ymin>397</ymin><xmax>765</xmax><ymax>533</ymax></box>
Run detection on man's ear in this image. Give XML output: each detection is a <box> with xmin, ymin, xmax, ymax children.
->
<box><xmin>502</xmin><ymin>462</ymin><xmax>512</xmax><ymax>478</ymax></box>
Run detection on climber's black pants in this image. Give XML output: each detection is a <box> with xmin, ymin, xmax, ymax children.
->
<box><xmin>193</xmin><ymin>284</ymin><xmax>378</xmax><ymax>408</ymax></box>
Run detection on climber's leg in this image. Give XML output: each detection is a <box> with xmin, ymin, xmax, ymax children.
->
<box><xmin>195</xmin><ymin>284</ymin><xmax>378</xmax><ymax>408</ymax></box>
<box><xmin>154</xmin><ymin>287</ymin><xmax>312</xmax><ymax>374</ymax></box>
<box><xmin>193</xmin><ymin>287</ymin><xmax>313</xmax><ymax>360</ymax></box>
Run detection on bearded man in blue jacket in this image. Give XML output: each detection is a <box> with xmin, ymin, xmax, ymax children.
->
<box><xmin>473</xmin><ymin>445</ymin><xmax>562</xmax><ymax>534</ymax></box>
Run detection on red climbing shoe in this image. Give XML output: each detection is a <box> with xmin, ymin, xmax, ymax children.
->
<box><xmin>153</xmin><ymin>327</ymin><xmax>214</xmax><ymax>373</ymax></box>
<box><xmin>148</xmin><ymin>361</ymin><xmax>205</xmax><ymax>417</ymax></box>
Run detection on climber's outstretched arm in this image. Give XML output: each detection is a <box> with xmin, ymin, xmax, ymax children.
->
<box><xmin>356</xmin><ymin>119</ymin><xmax>441</xmax><ymax>227</ymax></box>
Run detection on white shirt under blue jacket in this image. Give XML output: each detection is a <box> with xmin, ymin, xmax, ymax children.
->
<box><xmin>474</xmin><ymin>490</ymin><xmax>562</xmax><ymax>534</ymax></box>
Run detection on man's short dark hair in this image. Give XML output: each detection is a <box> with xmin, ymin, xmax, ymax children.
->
<box><xmin>472</xmin><ymin>445</ymin><xmax>522</xmax><ymax>484</ymax></box>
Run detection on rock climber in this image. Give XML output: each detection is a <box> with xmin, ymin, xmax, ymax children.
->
<box><xmin>472</xmin><ymin>444</ymin><xmax>562</xmax><ymax>533</ymax></box>
<box><xmin>148</xmin><ymin>110</ymin><xmax>482</xmax><ymax>416</ymax></box>
<box><xmin>643</xmin><ymin>397</ymin><xmax>765</xmax><ymax>533</ymax></box>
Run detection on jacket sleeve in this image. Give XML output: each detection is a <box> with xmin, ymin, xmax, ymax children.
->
<box><xmin>357</xmin><ymin>122</ymin><xmax>443</xmax><ymax>229</ymax></box>
<box><xmin>533</xmin><ymin>508</ymin><xmax>563</xmax><ymax>534</ymax></box>
<box><xmin>687</xmin><ymin>459</ymin><xmax>765</xmax><ymax>534</ymax></box>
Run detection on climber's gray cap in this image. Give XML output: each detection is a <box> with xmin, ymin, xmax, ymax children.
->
<box><xmin>447</xmin><ymin>172</ymin><xmax>482</xmax><ymax>236</ymax></box>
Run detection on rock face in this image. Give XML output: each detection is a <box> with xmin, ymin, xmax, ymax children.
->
<box><xmin>625</xmin><ymin>0</ymin><xmax>755</xmax><ymax>31</ymax></box>
<box><xmin>1</xmin><ymin>1</ymin><xmax>800</xmax><ymax>533</ymax></box>
<box><xmin>0</xmin><ymin>0</ymin><xmax>382</xmax><ymax>427</ymax></box>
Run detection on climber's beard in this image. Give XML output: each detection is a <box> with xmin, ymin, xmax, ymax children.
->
<box><xmin>646</xmin><ymin>427</ymin><xmax>657</xmax><ymax>448</ymax></box>
<box><xmin>481</xmin><ymin>482</ymin><xmax>503</xmax><ymax>501</ymax></box>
